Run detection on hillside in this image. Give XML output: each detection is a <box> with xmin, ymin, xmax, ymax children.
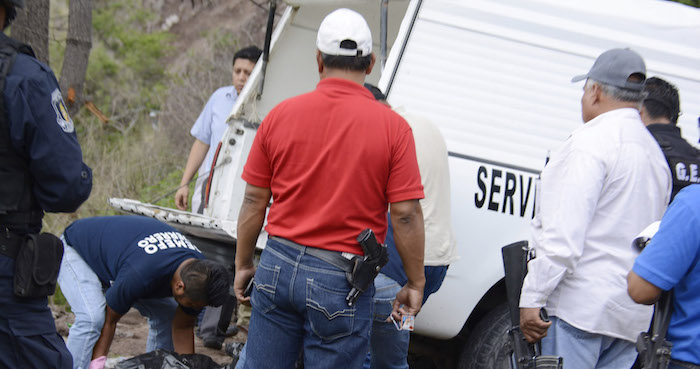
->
<box><xmin>145</xmin><ymin>0</ymin><xmax>272</xmax><ymax>70</ymax></box>
<box><xmin>42</xmin><ymin>0</ymin><xmax>277</xmax><ymax>234</ymax></box>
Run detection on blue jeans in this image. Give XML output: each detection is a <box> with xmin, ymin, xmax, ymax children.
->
<box><xmin>363</xmin><ymin>266</ymin><xmax>448</xmax><ymax>369</ymax></box>
<box><xmin>541</xmin><ymin>316</ymin><xmax>637</xmax><ymax>369</ymax></box>
<box><xmin>236</xmin><ymin>238</ymin><xmax>374</xmax><ymax>369</ymax></box>
<box><xmin>58</xmin><ymin>240</ymin><xmax>176</xmax><ymax>369</ymax></box>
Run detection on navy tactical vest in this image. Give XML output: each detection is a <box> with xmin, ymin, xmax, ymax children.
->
<box><xmin>0</xmin><ymin>35</ymin><xmax>43</xmax><ymax>232</ymax></box>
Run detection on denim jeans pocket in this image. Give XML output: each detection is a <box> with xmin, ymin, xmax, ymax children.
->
<box><xmin>372</xmin><ymin>296</ymin><xmax>393</xmax><ymax>323</ymax></box>
<box><xmin>251</xmin><ymin>262</ymin><xmax>280</xmax><ymax>314</ymax></box>
<box><xmin>306</xmin><ymin>278</ymin><xmax>356</xmax><ymax>342</ymax></box>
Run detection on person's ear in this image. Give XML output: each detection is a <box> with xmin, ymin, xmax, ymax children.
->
<box><xmin>175</xmin><ymin>280</ymin><xmax>185</xmax><ymax>295</ymax></box>
<box><xmin>590</xmin><ymin>83</ymin><xmax>604</xmax><ymax>105</ymax></box>
<box><xmin>316</xmin><ymin>50</ymin><xmax>324</xmax><ymax>75</ymax></box>
<box><xmin>366</xmin><ymin>54</ymin><xmax>376</xmax><ymax>75</ymax></box>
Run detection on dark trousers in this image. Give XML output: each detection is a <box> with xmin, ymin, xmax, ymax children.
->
<box><xmin>0</xmin><ymin>255</ymin><xmax>72</xmax><ymax>369</ymax></box>
<box><xmin>199</xmin><ymin>294</ymin><xmax>236</xmax><ymax>341</ymax></box>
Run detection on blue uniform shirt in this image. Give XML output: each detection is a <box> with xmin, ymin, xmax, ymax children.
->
<box><xmin>4</xmin><ymin>38</ymin><xmax>92</xmax><ymax>214</ymax></box>
<box><xmin>633</xmin><ymin>184</ymin><xmax>700</xmax><ymax>364</ymax></box>
<box><xmin>190</xmin><ymin>86</ymin><xmax>236</xmax><ymax>176</ymax></box>
<box><xmin>63</xmin><ymin>216</ymin><xmax>204</xmax><ymax>315</ymax></box>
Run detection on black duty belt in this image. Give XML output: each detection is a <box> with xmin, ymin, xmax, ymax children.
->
<box><xmin>0</xmin><ymin>210</ymin><xmax>43</xmax><ymax>225</ymax></box>
<box><xmin>0</xmin><ymin>230</ymin><xmax>24</xmax><ymax>259</ymax></box>
<box><xmin>672</xmin><ymin>360</ymin><xmax>700</xmax><ymax>369</ymax></box>
<box><xmin>270</xmin><ymin>236</ymin><xmax>356</xmax><ymax>273</ymax></box>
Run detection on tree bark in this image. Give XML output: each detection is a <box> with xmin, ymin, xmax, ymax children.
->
<box><xmin>11</xmin><ymin>0</ymin><xmax>50</xmax><ymax>65</ymax></box>
<box><xmin>60</xmin><ymin>0</ymin><xmax>93</xmax><ymax>115</ymax></box>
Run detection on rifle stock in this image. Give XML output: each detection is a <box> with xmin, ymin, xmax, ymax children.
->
<box><xmin>502</xmin><ymin>241</ymin><xmax>563</xmax><ymax>369</ymax></box>
<box><xmin>636</xmin><ymin>290</ymin><xmax>673</xmax><ymax>369</ymax></box>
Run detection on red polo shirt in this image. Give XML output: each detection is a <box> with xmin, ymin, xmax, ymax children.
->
<box><xmin>242</xmin><ymin>78</ymin><xmax>424</xmax><ymax>255</ymax></box>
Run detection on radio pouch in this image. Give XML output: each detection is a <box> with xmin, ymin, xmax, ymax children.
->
<box><xmin>14</xmin><ymin>233</ymin><xmax>63</xmax><ymax>298</ymax></box>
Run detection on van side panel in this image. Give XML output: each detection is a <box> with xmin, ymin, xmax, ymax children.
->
<box><xmin>380</xmin><ymin>0</ymin><xmax>700</xmax><ymax>339</ymax></box>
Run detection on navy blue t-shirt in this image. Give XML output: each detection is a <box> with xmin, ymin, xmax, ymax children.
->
<box><xmin>63</xmin><ymin>216</ymin><xmax>204</xmax><ymax>315</ymax></box>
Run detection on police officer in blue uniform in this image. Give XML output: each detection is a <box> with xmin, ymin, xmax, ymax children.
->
<box><xmin>640</xmin><ymin>77</ymin><xmax>700</xmax><ymax>201</ymax></box>
<box><xmin>0</xmin><ymin>0</ymin><xmax>93</xmax><ymax>368</ymax></box>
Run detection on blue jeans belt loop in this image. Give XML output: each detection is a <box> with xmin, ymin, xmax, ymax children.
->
<box><xmin>270</xmin><ymin>236</ymin><xmax>355</xmax><ymax>273</ymax></box>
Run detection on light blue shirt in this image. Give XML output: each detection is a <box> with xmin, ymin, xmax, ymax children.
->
<box><xmin>190</xmin><ymin>86</ymin><xmax>237</xmax><ymax>177</ymax></box>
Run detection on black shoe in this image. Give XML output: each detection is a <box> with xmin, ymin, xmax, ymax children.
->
<box><xmin>203</xmin><ymin>337</ymin><xmax>224</xmax><ymax>350</ymax></box>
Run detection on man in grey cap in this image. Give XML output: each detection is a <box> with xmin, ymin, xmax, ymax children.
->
<box><xmin>518</xmin><ymin>48</ymin><xmax>671</xmax><ymax>369</ymax></box>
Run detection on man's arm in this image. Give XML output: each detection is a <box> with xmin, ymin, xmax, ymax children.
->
<box><xmin>10</xmin><ymin>61</ymin><xmax>92</xmax><ymax>212</ymax></box>
<box><xmin>171</xmin><ymin>306</ymin><xmax>196</xmax><ymax>354</ymax></box>
<box><xmin>389</xmin><ymin>199</ymin><xmax>426</xmax><ymax>321</ymax></box>
<box><xmin>91</xmin><ymin>306</ymin><xmax>122</xmax><ymax>360</ymax></box>
<box><xmin>234</xmin><ymin>183</ymin><xmax>272</xmax><ymax>303</ymax></box>
<box><xmin>627</xmin><ymin>270</ymin><xmax>662</xmax><ymax>305</ymax></box>
<box><xmin>175</xmin><ymin>139</ymin><xmax>209</xmax><ymax>210</ymax></box>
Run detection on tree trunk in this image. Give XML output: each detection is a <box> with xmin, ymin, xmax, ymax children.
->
<box><xmin>60</xmin><ymin>0</ymin><xmax>93</xmax><ymax>115</ymax></box>
<box><xmin>11</xmin><ymin>0</ymin><xmax>50</xmax><ymax>65</ymax></box>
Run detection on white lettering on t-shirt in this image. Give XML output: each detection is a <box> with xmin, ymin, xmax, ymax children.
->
<box><xmin>676</xmin><ymin>162</ymin><xmax>687</xmax><ymax>181</ymax></box>
<box><xmin>136</xmin><ymin>232</ymin><xmax>201</xmax><ymax>255</ymax></box>
<box><xmin>137</xmin><ymin>239</ymin><xmax>159</xmax><ymax>255</ymax></box>
<box><xmin>690</xmin><ymin>164</ymin><xmax>699</xmax><ymax>183</ymax></box>
<box><xmin>674</xmin><ymin>162</ymin><xmax>700</xmax><ymax>183</ymax></box>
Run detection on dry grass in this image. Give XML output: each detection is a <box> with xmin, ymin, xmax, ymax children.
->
<box><xmin>42</xmin><ymin>37</ymin><xmax>237</xmax><ymax>236</ymax></box>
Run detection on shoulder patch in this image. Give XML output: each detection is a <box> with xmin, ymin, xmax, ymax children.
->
<box><xmin>51</xmin><ymin>88</ymin><xmax>74</xmax><ymax>133</ymax></box>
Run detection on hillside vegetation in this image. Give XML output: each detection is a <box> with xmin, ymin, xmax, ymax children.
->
<box><xmin>43</xmin><ymin>0</ymin><xmax>268</xmax><ymax>234</ymax></box>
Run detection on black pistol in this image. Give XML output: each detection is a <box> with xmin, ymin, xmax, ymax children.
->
<box><xmin>345</xmin><ymin>229</ymin><xmax>389</xmax><ymax>306</ymax></box>
<box><xmin>502</xmin><ymin>241</ymin><xmax>563</xmax><ymax>369</ymax></box>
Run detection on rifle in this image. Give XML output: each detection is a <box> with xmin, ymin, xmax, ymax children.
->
<box><xmin>633</xmin><ymin>225</ymin><xmax>673</xmax><ymax>369</ymax></box>
<box><xmin>502</xmin><ymin>241</ymin><xmax>563</xmax><ymax>369</ymax></box>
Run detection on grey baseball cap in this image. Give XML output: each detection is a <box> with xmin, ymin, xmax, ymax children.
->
<box><xmin>571</xmin><ymin>48</ymin><xmax>646</xmax><ymax>91</ymax></box>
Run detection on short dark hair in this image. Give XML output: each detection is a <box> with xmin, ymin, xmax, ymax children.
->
<box><xmin>180</xmin><ymin>259</ymin><xmax>231</xmax><ymax>306</ymax></box>
<box><xmin>363</xmin><ymin>83</ymin><xmax>386</xmax><ymax>101</ymax></box>
<box><xmin>643</xmin><ymin>77</ymin><xmax>680</xmax><ymax>125</ymax></box>
<box><xmin>321</xmin><ymin>52</ymin><xmax>372</xmax><ymax>72</ymax></box>
<box><xmin>0</xmin><ymin>0</ymin><xmax>22</xmax><ymax>29</ymax></box>
<box><xmin>233</xmin><ymin>46</ymin><xmax>263</xmax><ymax>66</ymax></box>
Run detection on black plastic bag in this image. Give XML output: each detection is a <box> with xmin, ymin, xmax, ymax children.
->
<box><xmin>115</xmin><ymin>349</ymin><xmax>229</xmax><ymax>369</ymax></box>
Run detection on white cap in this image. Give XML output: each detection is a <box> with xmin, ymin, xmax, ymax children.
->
<box><xmin>316</xmin><ymin>8</ymin><xmax>372</xmax><ymax>57</ymax></box>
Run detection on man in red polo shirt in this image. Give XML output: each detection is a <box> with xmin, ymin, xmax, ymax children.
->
<box><xmin>232</xmin><ymin>8</ymin><xmax>426</xmax><ymax>369</ymax></box>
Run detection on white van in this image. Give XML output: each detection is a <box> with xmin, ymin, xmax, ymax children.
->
<box><xmin>111</xmin><ymin>0</ymin><xmax>700</xmax><ymax>367</ymax></box>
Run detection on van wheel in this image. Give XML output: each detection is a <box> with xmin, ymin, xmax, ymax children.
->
<box><xmin>457</xmin><ymin>303</ymin><xmax>511</xmax><ymax>369</ymax></box>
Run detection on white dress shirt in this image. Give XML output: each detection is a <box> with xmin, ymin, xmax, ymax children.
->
<box><xmin>520</xmin><ymin>108</ymin><xmax>671</xmax><ymax>341</ymax></box>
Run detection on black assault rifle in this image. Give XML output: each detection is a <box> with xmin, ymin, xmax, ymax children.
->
<box><xmin>502</xmin><ymin>241</ymin><xmax>563</xmax><ymax>369</ymax></box>
<box><xmin>633</xmin><ymin>228</ymin><xmax>673</xmax><ymax>369</ymax></box>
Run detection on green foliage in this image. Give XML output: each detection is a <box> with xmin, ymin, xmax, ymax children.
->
<box><xmin>139</xmin><ymin>170</ymin><xmax>199</xmax><ymax>210</ymax></box>
<box><xmin>86</xmin><ymin>0</ymin><xmax>173</xmax><ymax>128</ymax></box>
<box><xmin>43</xmin><ymin>0</ymin><xmax>240</xmax><ymax>236</ymax></box>
<box><xmin>51</xmin><ymin>285</ymin><xmax>72</xmax><ymax>313</ymax></box>
<box><xmin>671</xmin><ymin>0</ymin><xmax>699</xmax><ymax>7</ymax></box>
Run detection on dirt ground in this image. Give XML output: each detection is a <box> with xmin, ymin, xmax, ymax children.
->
<box><xmin>52</xmin><ymin>303</ymin><xmax>244</xmax><ymax>368</ymax></box>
